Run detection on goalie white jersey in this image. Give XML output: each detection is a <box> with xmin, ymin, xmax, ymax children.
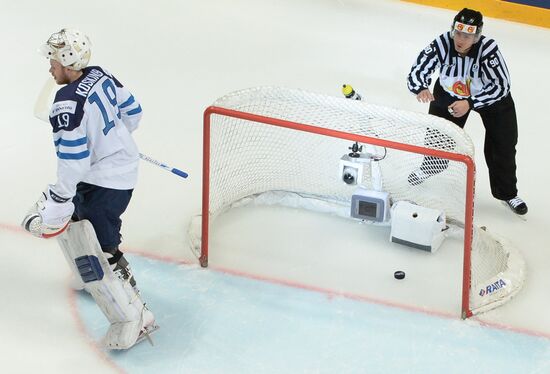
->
<box><xmin>49</xmin><ymin>66</ymin><xmax>143</xmax><ymax>198</ymax></box>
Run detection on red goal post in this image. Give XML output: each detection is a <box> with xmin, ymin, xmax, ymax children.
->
<box><xmin>190</xmin><ymin>87</ymin><xmax>525</xmax><ymax>318</ymax></box>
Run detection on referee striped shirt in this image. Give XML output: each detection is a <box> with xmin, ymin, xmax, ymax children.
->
<box><xmin>407</xmin><ymin>32</ymin><xmax>511</xmax><ymax>109</ymax></box>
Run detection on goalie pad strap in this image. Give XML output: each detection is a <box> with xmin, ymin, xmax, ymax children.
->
<box><xmin>107</xmin><ymin>249</ymin><xmax>124</xmax><ymax>265</ymax></box>
<box><xmin>75</xmin><ymin>255</ymin><xmax>104</xmax><ymax>282</ymax></box>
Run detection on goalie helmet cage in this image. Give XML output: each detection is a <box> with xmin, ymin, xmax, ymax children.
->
<box><xmin>191</xmin><ymin>86</ymin><xmax>525</xmax><ymax>319</ymax></box>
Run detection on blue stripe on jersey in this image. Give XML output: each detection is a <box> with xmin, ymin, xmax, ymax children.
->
<box><xmin>54</xmin><ymin>137</ymin><xmax>88</xmax><ymax>147</ymax></box>
<box><xmin>57</xmin><ymin>150</ymin><xmax>90</xmax><ymax>160</ymax></box>
<box><xmin>127</xmin><ymin>105</ymin><xmax>142</xmax><ymax>115</ymax></box>
<box><xmin>120</xmin><ymin>95</ymin><xmax>135</xmax><ymax>108</ymax></box>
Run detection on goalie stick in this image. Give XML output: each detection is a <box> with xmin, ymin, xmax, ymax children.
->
<box><xmin>33</xmin><ymin>77</ymin><xmax>188</xmax><ymax>180</ymax></box>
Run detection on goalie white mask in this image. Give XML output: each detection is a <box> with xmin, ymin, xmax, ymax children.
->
<box><xmin>39</xmin><ymin>28</ymin><xmax>92</xmax><ymax>70</ymax></box>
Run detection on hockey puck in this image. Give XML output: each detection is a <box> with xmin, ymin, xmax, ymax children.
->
<box><xmin>394</xmin><ymin>270</ymin><xmax>405</xmax><ymax>280</ymax></box>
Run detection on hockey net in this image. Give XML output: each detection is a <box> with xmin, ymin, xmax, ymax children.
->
<box><xmin>188</xmin><ymin>86</ymin><xmax>525</xmax><ymax>318</ymax></box>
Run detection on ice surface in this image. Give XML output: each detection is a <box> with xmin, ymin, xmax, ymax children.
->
<box><xmin>1</xmin><ymin>0</ymin><xmax>549</xmax><ymax>372</ymax></box>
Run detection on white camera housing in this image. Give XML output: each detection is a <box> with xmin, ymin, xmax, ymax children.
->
<box><xmin>339</xmin><ymin>154</ymin><xmax>371</xmax><ymax>185</ymax></box>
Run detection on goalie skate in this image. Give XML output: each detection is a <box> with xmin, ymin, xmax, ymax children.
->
<box><xmin>136</xmin><ymin>316</ymin><xmax>160</xmax><ymax>347</ymax></box>
<box><xmin>105</xmin><ymin>308</ymin><xmax>159</xmax><ymax>349</ymax></box>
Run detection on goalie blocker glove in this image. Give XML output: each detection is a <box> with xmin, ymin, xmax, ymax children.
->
<box><xmin>21</xmin><ymin>185</ymin><xmax>74</xmax><ymax>238</ymax></box>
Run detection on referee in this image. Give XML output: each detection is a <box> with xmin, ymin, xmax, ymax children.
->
<box><xmin>407</xmin><ymin>8</ymin><xmax>527</xmax><ymax>215</ymax></box>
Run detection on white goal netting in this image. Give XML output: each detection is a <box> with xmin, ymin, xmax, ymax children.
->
<box><xmin>189</xmin><ymin>86</ymin><xmax>525</xmax><ymax>317</ymax></box>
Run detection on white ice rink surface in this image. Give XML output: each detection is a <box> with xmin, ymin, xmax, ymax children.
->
<box><xmin>1</xmin><ymin>0</ymin><xmax>550</xmax><ymax>372</ymax></box>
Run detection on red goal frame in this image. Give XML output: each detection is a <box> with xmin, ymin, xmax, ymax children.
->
<box><xmin>201</xmin><ymin>105</ymin><xmax>476</xmax><ymax>318</ymax></box>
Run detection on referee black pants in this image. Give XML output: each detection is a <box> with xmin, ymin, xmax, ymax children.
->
<box><xmin>425</xmin><ymin>85</ymin><xmax>519</xmax><ymax>201</ymax></box>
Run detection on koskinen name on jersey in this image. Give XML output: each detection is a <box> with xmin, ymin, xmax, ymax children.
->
<box><xmin>75</xmin><ymin>69</ymin><xmax>104</xmax><ymax>98</ymax></box>
<box><xmin>478</xmin><ymin>278</ymin><xmax>507</xmax><ymax>297</ymax></box>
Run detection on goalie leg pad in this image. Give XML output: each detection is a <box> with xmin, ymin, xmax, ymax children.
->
<box><xmin>57</xmin><ymin>220</ymin><xmax>155</xmax><ymax>349</ymax></box>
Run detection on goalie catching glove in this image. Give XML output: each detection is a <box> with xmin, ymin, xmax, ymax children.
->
<box><xmin>21</xmin><ymin>186</ymin><xmax>74</xmax><ymax>238</ymax></box>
